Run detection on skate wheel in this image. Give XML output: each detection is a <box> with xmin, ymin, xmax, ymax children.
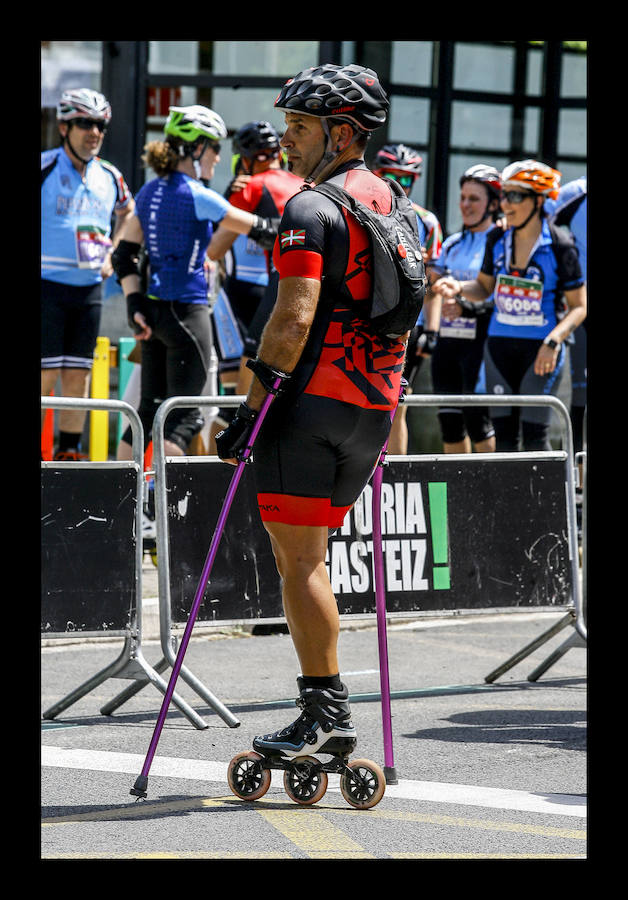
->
<box><xmin>227</xmin><ymin>751</ymin><xmax>271</xmax><ymax>801</ymax></box>
<box><xmin>283</xmin><ymin>755</ymin><xmax>328</xmax><ymax>805</ymax></box>
<box><xmin>340</xmin><ymin>758</ymin><xmax>386</xmax><ymax>809</ymax></box>
<box><xmin>150</xmin><ymin>548</ymin><xmax>158</xmax><ymax>567</ymax></box>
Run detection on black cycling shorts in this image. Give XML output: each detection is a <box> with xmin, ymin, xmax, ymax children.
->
<box><xmin>253</xmin><ymin>393</ymin><xmax>392</xmax><ymax>529</ymax></box>
<box><xmin>41</xmin><ymin>278</ymin><xmax>102</xmax><ymax>369</ymax></box>
<box><xmin>431</xmin><ymin>317</ymin><xmax>494</xmax><ymax>445</ymax></box>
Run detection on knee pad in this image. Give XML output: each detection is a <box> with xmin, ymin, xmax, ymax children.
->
<box><xmin>165</xmin><ymin>407</ymin><xmax>204</xmax><ymax>451</ymax></box>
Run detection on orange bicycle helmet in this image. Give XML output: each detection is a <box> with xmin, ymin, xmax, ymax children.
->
<box><xmin>501</xmin><ymin>160</ymin><xmax>561</xmax><ymax>200</ymax></box>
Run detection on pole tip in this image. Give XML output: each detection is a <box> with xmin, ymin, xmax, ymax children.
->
<box><xmin>130</xmin><ymin>774</ymin><xmax>148</xmax><ymax>799</ymax></box>
<box><xmin>384</xmin><ymin>766</ymin><xmax>398</xmax><ymax>785</ymax></box>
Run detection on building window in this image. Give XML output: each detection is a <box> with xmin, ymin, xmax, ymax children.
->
<box><xmin>525</xmin><ymin>46</ymin><xmax>545</xmax><ymax>95</ymax></box>
<box><xmin>558</xmin><ymin>108</ymin><xmax>587</xmax><ymax>157</ymax></box>
<box><xmin>453</xmin><ymin>43</ymin><xmax>515</xmax><ymax>94</ymax></box>
<box><xmin>561</xmin><ymin>51</ymin><xmax>587</xmax><ymax>98</ymax></box>
<box><xmin>388</xmin><ymin>96</ymin><xmax>430</xmax><ymax>146</ymax></box>
<box><xmin>212</xmin><ymin>40</ymin><xmax>317</xmax><ymax>76</ymax></box>
<box><xmin>451</xmin><ymin>101</ymin><xmax>512</xmax><ymax>152</ymax></box>
<box><xmin>390</xmin><ymin>42</ymin><xmax>433</xmax><ymax>87</ymax></box>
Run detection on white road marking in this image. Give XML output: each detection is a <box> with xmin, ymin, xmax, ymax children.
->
<box><xmin>41</xmin><ymin>745</ymin><xmax>585</xmax><ymax>818</ymax></box>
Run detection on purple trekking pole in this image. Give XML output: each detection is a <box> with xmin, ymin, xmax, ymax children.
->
<box><xmin>130</xmin><ymin>375</ymin><xmax>283</xmax><ymax>800</ymax></box>
<box><xmin>371</xmin><ymin>382</ymin><xmax>406</xmax><ymax>785</ymax></box>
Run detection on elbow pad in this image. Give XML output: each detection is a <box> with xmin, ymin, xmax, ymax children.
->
<box><xmin>111</xmin><ymin>240</ymin><xmax>142</xmax><ymax>281</ymax></box>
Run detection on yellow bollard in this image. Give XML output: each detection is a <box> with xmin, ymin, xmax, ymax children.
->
<box><xmin>89</xmin><ymin>336</ymin><xmax>110</xmax><ymax>461</ymax></box>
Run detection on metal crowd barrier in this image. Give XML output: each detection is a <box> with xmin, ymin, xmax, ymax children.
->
<box><xmin>406</xmin><ymin>393</ymin><xmax>586</xmax><ymax>683</ymax></box>
<box><xmin>102</xmin><ymin>392</ymin><xmax>586</xmax><ymax>727</ymax></box>
<box><xmin>40</xmin><ymin>397</ymin><xmax>207</xmax><ymax>728</ymax></box>
<box><xmin>97</xmin><ymin>394</ymin><xmax>240</xmax><ymax>729</ymax></box>
<box><xmin>483</xmin><ymin>404</ymin><xmax>587</xmax><ymax>683</ymax></box>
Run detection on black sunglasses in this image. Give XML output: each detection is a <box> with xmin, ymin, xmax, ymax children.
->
<box><xmin>72</xmin><ymin>118</ymin><xmax>108</xmax><ymax>133</ymax></box>
<box><xmin>501</xmin><ymin>189</ymin><xmax>534</xmax><ymax>204</ymax></box>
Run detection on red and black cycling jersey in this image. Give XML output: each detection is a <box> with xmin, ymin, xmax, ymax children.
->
<box><xmin>272</xmin><ymin>160</ymin><xmax>406</xmax><ymax>412</ymax></box>
<box><xmin>228</xmin><ymin>167</ymin><xmax>304</xmax><ymax>220</ymax></box>
<box><xmin>228</xmin><ymin>167</ymin><xmax>304</xmax><ymax>272</ymax></box>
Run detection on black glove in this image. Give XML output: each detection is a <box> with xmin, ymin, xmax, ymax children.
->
<box><xmin>215</xmin><ymin>402</ymin><xmax>259</xmax><ymax>461</ymax></box>
<box><xmin>248</xmin><ymin>216</ymin><xmax>280</xmax><ymax>251</ymax></box>
<box><xmin>417</xmin><ymin>330</ymin><xmax>438</xmax><ymax>355</ymax></box>
<box><xmin>457</xmin><ymin>296</ymin><xmax>494</xmax><ymax>318</ymax></box>
<box><xmin>126</xmin><ymin>292</ymin><xmax>151</xmax><ymax>334</ymax></box>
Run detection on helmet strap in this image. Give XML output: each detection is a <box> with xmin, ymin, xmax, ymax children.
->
<box><xmin>466</xmin><ymin>200</ymin><xmax>495</xmax><ymax>230</ymax></box>
<box><xmin>513</xmin><ymin>196</ymin><xmax>542</xmax><ymax>230</ymax></box>
<box><xmin>181</xmin><ymin>138</ymin><xmax>209</xmax><ymax>180</ymax></box>
<box><xmin>466</xmin><ymin>209</ymin><xmax>491</xmax><ymax>229</ymax></box>
<box><xmin>63</xmin><ymin>127</ymin><xmax>93</xmax><ymax>167</ymax></box>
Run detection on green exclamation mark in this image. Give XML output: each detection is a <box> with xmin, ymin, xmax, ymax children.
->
<box><xmin>428</xmin><ymin>482</ymin><xmax>450</xmax><ymax>590</ymax></box>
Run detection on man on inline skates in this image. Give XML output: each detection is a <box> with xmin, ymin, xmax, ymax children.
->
<box><xmin>217</xmin><ymin>64</ymin><xmax>421</xmax><ymax>807</ymax></box>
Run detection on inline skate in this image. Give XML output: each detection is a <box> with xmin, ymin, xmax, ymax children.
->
<box><xmin>227</xmin><ymin>678</ymin><xmax>386</xmax><ymax>809</ymax></box>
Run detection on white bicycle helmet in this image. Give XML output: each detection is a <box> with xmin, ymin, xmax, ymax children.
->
<box><xmin>57</xmin><ymin>88</ymin><xmax>112</xmax><ymax>122</ymax></box>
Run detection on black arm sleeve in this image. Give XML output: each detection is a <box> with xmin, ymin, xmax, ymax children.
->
<box><xmin>111</xmin><ymin>240</ymin><xmax>142</xmax><ymax>281</ymax></box>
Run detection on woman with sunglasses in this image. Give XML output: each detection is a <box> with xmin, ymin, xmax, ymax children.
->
<box><xmin>112</xmin><ymin>105</ymin><xmax>279</xmax><ymax>463</ymax></box>
<box><xmin>372</xmin><ymin>144</ymin><xmax>444</xmax><ymax>452</ymax></box>
<box><xmin>41</xmin><ymin>88</ymin><xmax>135</xmax><ymax>460</ymax></box>
<box><xmin>433</xmin><ymin>159</ymin><xmax>586</xmax><ymax>452</ymax></box>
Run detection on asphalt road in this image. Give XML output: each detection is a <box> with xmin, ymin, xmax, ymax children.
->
<box><xmin>41</xmin><ymin>599</ymin><xmax>587</xmax><ymax>863</ymax></box>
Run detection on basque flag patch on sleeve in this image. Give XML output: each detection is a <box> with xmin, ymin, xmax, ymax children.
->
<box><xmin>280</xmin><ymin>229</ymin><xmax>306</xmax><ymax>248</ymax></box>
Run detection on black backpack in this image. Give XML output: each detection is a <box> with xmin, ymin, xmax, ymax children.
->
<box><xmin>314</xmin><ymin>177</ymin><xmax>426</xmax><ymax>338</ymax></box>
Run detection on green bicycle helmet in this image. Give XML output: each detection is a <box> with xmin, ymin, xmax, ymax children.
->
<box><xmin>164</xmin><ymin>105</ymin><xmax>227</xmax><ymax>144</ymax></box>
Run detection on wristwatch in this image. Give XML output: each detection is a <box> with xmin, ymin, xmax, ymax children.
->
<box><xmin>543</xmin><ymin>337</ymin><xmax>559</xmax><ymax>350</ymax></box>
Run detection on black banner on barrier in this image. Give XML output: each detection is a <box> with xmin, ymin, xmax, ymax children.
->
<box><xmin>41</xmin><ymin>466</ymin><xmax>137</xmax><ymax>633</ymax></box>
<box><xmin>166</xmin><ymin>456</ymin><xmax>571</xmax><ymax>623</ymax></box>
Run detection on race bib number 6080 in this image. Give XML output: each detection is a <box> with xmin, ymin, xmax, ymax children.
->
<box><xmin>494</xmin><ymin>274</ymin><xmax>544</xmax><ymax>327</ymax></box>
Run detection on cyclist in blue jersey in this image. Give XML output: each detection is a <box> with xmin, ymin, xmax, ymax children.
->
<box><xmin>434</xmin><ymin>160</ymin><xmax>587</xmax><ymax>452</ymax></box>
<box><xmin>112</xmin><ymin>105</ymin><xmax>280</xmax><ymax>460</ymax></box>
<box><xmin>371</xmin><ymin>143</ymin><xmax>443</xmax><ymax>453</ymax></box>
<box><xmin>41</xmin><ymin>88</ymin><xmax>135</xmax><ymax>459</ymax></box>
<box><xmin>428</xmin><ymin>164</ymin><xmax>502</xmax><ymax>453</ymax></box>
<box><xmin>546</xmin><ymin>176</ymin><xmax>587</xmax><ymax>454</ymax></box>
